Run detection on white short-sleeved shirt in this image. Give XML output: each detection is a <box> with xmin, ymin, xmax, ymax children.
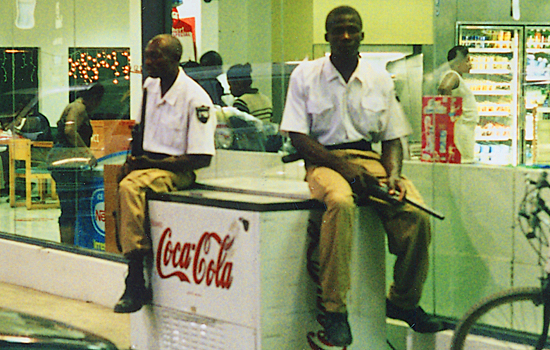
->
<box><xmin>439</xmin><ymin>69</ymin><xmax>479</xmax><ymax>124</ymax></box>
<box><xmin>280</xmin><ymin>56</ymin><xmax>411</xmax><ymax>146</ymax></box>
<box><xmin>139</xmin><ymin>67</ymin><xmax>216</xmax><ymax>156</ymax></box>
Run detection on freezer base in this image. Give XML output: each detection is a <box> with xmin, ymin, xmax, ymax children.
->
<box><xmin>131</xmin><ymin>305</ymin><xmax>257</xmax><ymax>350</ymax></box>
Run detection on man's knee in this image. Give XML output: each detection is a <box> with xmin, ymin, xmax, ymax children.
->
<box><xmin>325</xmin><ymin>191</ymin><xmax>355</xmax><ymax>211</ymax></box>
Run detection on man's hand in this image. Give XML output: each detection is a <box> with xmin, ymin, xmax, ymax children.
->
<box><xmin>381</xmin><ymin>175</ymin><xmax>406</xmax><ymax>202</ymax></box>
<box><xmin>116</xmin><ymin>155</ymin><xmax>153</xmax><ymax>183</ymax></box>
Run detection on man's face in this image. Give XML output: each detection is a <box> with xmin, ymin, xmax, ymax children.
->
<box><xmin>454</xmin><ymin>52</ymin><xmax>472</xmax><ymax>75</ymax></box>
<box><xmin>325</xmin><ymin>13</ymin><xmax>364</xmax><ymax>58</ymax></box>
<box><xmin>144</xmin><ymin>40</ymin><xmax>172</xmax><ymax>78</ymax></box>
<box><xmin>228</xmin><ymin>79</ymin><xmax>246</xmax><ymax>97</ymax></box>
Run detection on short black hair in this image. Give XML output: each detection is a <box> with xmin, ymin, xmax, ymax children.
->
<box><xmin>149</xmin><ymin>34</ymin><xmax>183</xmax><ymax>63</ymax></box>
<box><xmin>325</xmin><ymin>6</ymin><xmax>362</xmax><ymax>32</ymax></box>
<box><xmin>200</xmin><ymin>51</ymin><xmax>223</xmax><ymax>67</ymax></box>
<box><xmin>79</xmin><ymin>83</ymin><xmax>105</xmax><ymax>100</ymax></box>
<box><xmin>227</xmin><ymin>63</ymin><xmax>252</xmax><ymax>81</ymax></box>
<box><xmin>447</xmin><ymin>45</ymin><xmax>469</xmax><ymax>62</ymax></box>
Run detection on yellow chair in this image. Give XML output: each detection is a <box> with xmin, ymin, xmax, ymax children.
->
<box><xmin>9</xmin><ymin>138</ymin><xmax>59</xmax><ymax>209</ymax></box>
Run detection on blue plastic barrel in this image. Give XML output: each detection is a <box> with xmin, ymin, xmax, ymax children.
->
<box><xmin>75</xmin><ymin>173</ymin><xmax>105</xmax><ymax>250</ymax></box>
<box><xmin>75</xmin><ymin>151</ymin><xmax>128</xmax><ymax>251</ymax></box>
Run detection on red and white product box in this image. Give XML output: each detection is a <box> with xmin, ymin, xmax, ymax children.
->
<box><xmin>421</xmin><ymin>96</ymin><xmax>462</xmax><ymax>164</ymax></box>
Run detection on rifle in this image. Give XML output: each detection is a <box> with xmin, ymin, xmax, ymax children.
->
<box><xmin>282</xmin><ymin>152</ymin><xmax>445</xmax><ymax>220</ymax></box>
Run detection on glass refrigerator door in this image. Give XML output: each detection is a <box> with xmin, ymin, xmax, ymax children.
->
<box><xmin>525</xmin><ymin>26</ymin><xmax>550</xmax><ymax>164</ymax></box>
<box><xmin>458</xmin><ymin>25</ymin><xmax>522</xmax><ymax>165</ymax></box>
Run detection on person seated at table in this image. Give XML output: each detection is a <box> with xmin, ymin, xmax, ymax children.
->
<box><xmin>0</xmin><ymin>97</ymin><xmax>53</xmax><ymax>195</ymax></box>
<box><xmin>226</xmin><ymin>63</ymin><xmax>273</xmax><ymax>123</ymax></box>
<box><xmin>196</xmin><ymin>51</ymin><xmax>226</xmax><ymax>106</ymax></box>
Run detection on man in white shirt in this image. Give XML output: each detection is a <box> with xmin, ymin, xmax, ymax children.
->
<box><xmin>113</xmin><ymin>34</ymin><xmax>216</xmax><ymax>313</ymax></box>
<box><xmin>280</xmin><ymin>6</ymin><xmax>443</xmax><ymax>347</ymax></box>
<box><xmin>438</xmin><ymin>45</ymin><xmax>479</xmax><ymax>163</ymax></box>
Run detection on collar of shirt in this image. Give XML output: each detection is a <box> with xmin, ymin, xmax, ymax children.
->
<box><xmin>320</xmin><ymin>55</ymin><xmax>371</xmax><ymax>87</ymax></box>
<box><xmin>147</xmin><ymin>68</ymin><xmax>187</xmax><ymax>107</ymax></box>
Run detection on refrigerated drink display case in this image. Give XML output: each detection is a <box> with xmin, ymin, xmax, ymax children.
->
<box><xmin>525</xmin><ymin>27</ymin><xmax>550</xmax><ymax>164</ymax></box>
<box><xmin>458</xmin><ymin>24</ymin><xmax>521</xmax><ymax>165</ymax></box>
<box><xmin>457</xmin><ymin>24</ymin><xmax>550</xmax><ymax>165</ymax></box>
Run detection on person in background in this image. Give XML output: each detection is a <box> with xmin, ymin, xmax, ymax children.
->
<box><xmin>49</xmin><ymin>83</ymin><xmax>104</xmax><ymax>245</ymax></box>
<box><xmin>196</xmin><ymin>50</ymin><xmax>226</xmax><ymax>106</ymax></box>
<box><xmin>113</xmin><ymin>34</ymin><xmax>216</xmax><ymax>314</ymax></box>
<box><xmin>279</xmin><ymin>6</ymin><xmax>444</xmax><ymax>348</ymax></box>
<box><xmin>0</xmin><ymin>96</ymin><xmax>53</xmax><ymax>195</ymax></box>
<box><xmin>226</xmin><ymin>63</ymin><xmax>273</xmax><ymax>123</ymax></box>
<box><xmin>438</xmin><ymin>45</ymin><xmax>479</xmax><ymax>163</ymax></box>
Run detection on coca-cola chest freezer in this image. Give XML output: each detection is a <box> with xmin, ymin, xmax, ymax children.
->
<box><xmin>130</xmin><ymin>187</ymin><xmax>322</xmax><ymax>350</ymax></box>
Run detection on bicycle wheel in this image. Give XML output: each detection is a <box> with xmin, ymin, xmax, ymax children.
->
<box><xmin>451</xmin><ymin>287</ymin><xmax>548</xmax><ymax>350</ymax></box>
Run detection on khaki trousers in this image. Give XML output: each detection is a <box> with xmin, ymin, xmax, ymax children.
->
<box><xmin>306</xmin><ymin>150</ymin><xmax>431</xmax><ymax>313</ymax></box>
<box><xmin>117</xmin><ymin>168</ymin><xmax>195</xmax><ymax>256</ymax></box>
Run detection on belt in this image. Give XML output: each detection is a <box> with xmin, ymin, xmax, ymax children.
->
<box><xmin>143</xmin><ymin>151</ymin><xmax>172</xmax><ymax>160</ymax></box>
<box><xmin>325</xmin><ymin>140</ymin><xmax>372</xmax><ymax>152</ymax></box>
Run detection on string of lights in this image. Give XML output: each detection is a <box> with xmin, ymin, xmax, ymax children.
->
<box><xmin>68</xmin><ymin>48</ymin><xmax>131</xmax><ymax>85</ymax></box>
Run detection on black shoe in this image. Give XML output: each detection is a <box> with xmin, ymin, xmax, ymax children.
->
<box><xmin>114</xmin><ymin>286</ymin><xmax>151</xmax><ymax>313</ymax></box>
<box><xmin>386</xmin><ymin>299</ymin><xmax>445</xmax><ymax>333</ymax></box>
<box><xmin>320</xmin><ymin>312</ymin><xmax>353</xmax><ymax>347</ymax></box>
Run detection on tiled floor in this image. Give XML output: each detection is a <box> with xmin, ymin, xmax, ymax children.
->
<box><xmin>0</xmin><ymin>282</ymin><xmax>131</xmax><ymax>349</ymax></box>
<box><xmin>0</xmin><ymin>193</ymin><xmax>60</xmax><ymax>242</ymax></box>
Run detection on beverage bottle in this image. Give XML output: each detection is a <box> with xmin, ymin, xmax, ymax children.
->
<box><xmin>439</xmin><ymin>128</ymin><xmax>447</xmax><ymax>154</ymax></box>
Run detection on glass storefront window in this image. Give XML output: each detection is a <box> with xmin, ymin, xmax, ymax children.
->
<box><xmin>0</xmin><ymin>0</ymin><xmax>434</xmax><ymax>251</ymax></box>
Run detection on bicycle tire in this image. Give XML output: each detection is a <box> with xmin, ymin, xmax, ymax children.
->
<box><xmin>451</xmin><ymin>287</ymin><xmax>548</xmax><ymax>350</ymax></box>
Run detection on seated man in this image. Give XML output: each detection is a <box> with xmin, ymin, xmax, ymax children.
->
<box><xmin>279</xmin><ymin>5</ymin><xmax>444</xmax><ymax>348</ymax></box>
<box><xmin>226</xmin><ymin>63</ymin><xmax>273</xmax><ymax>123</ymax></box>
<box><xmin>113</xmin><ymin>34</ymin><xmax>216</xmax><ymax>313</ymax></box>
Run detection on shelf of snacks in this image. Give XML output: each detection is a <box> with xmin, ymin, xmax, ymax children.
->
<box><xmin>478</xmin><ymin>111</ymin><xmax>510</xmax><ymax>117</ymax></box>
<box><xmin>467</xmin><ymin>82</ymin><xmax>511</xmax><ymax>91</ymax></box>
<box><xmin>475</xmin><ymin>124</ymin><xmax>511</xmax><ymax>141</ymax></box>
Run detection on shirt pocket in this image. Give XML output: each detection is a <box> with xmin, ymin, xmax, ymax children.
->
<box><xmin>155</xmin><ymin>107</ymin><xmax>185</xmax><ymax>150</ymax></box>
<box><xmin>306</xmin><ymin>96</ymin><xmax>334</xmax><ymax>136</ymax></box>
<box><xmin>351</xmin><ymin>94</ymin><xmax>388</xmax><ymax>136</ymax></box>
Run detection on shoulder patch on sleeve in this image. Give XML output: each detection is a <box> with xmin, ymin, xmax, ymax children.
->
<box><xmin>196</xmin><ymin>106</ymin><xmax>210</xmax><ymax>124</ymax></box>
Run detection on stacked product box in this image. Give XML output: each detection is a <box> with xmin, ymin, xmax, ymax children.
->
<box><xmin>421</xmin><ymin>96</ymin><xmax>462</xmax><ymax>164</ymax></box>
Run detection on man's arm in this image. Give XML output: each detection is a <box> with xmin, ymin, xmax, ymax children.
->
<box><xmin>289</xmin><ymin>132</ymin><xmax>379</xmax><ymax>193</ymax></box>
<box><xmin>438</xmin><ymin>72</ymin><xmax>459</xmax><ymax>96</ymax></box>
<box><xmin>381</xmin><ymin>138</ymin><xmax>405</xmax><ymax>200</ymax></box>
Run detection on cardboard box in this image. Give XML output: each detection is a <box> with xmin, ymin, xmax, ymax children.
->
<box><xmin>103</xmin><ymin>164</ymin><xmax>122</xmax><ymax>254</ymax></box>
<box><xmin>91</xmin><ymin>120</ymin><xmax>135</xmax><ymax>159</ymax></box>
<box><xmin>421</xmin><ymin>96</ymin><xmax>462</xmax><ymax>164</ymax></box>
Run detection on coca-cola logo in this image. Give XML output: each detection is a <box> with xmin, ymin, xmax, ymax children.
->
<box><xmin>156</xmin><ymin>229</ymin><xmax>234</xmax><ymax>289</ymax></box>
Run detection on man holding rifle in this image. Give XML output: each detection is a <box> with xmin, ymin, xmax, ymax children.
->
<box><xmin>113</xmin><ymin>34</ymin><xmax>216</xmax><ymax>314</ymax></box>
<box><xmin>280</xmin><ymin>5</ymin><xmax>444</xmax><ymax>348</ymax></box>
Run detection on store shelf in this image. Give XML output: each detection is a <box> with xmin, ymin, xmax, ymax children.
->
<box><xmin>479</xmin><ymin>111</ymin><xmax>510</xmax><ymax>117</ymax></box>
<box><xmin>526</xmin><ymin>76</ymin><xmax>550</xmax><ymax>82</ymax></box>
<box><xmin>470</xmin><ymin>69</ymin><xmax>512</xmax><ymax>75</ymax></box>
<box><xmin>465</xmin><ymin>47</ymin><xmax>513</xmax><ymax>54</ymax></box>
<box><xmin>476</xmin><ymin>136</ymin><xmax>512</xmax><ymax>141</ymax></box>
<box><xmin>526</xmin><ymin>48</ymin><xmax>550</xmax><ymax>53</ymax></box>
<box><xmin>472</xmin><ymin>90</ymin><xmax>512</xmax><ymax>96</ymax></box>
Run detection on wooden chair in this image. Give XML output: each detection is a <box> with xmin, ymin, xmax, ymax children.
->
<box><xmin>9</xmin><ymin>138</ymin><xmax>59</xmax><ymax>209</ymax></box>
